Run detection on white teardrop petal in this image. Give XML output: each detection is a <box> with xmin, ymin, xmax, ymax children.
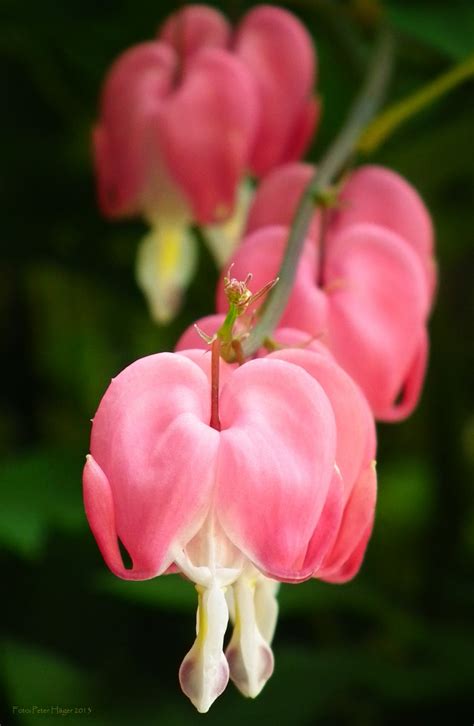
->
<box><xmin>226</xmin><ymin>576</ymin><xmax>274</xmax><ymax>699</ymax></box>
<box><xmin>255</xmin><ymin>575</ymin><xmax>280</xmax><ymax>644</ymax></box>
<box><xmin>136</xmin><ymin>219</ymin><xmax>197</xmax><ymax>324</ymax></box>
<box><xmin>179</xmin><ymin>584</ymin><xmax>230</xmax><ymax>713</ymax></box>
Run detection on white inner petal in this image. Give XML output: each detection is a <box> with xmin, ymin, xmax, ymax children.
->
<box><xmin>225</xmin><ymin>569</ymin><xmax>276</xmax><ymax>699</ymax></box>
<box><xmin>179</xmin><ymin>583</ymin><xmax>230</xmax><ymax>713</ymax></box>
<box><xmin>136</xmin><ymin>218</ymin><xmax>197</xmax><ymax>324</ymax></box>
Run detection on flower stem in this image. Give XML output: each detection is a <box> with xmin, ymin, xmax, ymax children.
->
<box><xmin>231</xmin><ymin>339</ymin><xmax>245</xmax><ymax>366</ymax></box>
<box><xmin>242</xmin><ymin>26</ymin><xmax>395</xmax><ymax>358</ymax></box>
<box><xmin>210</xmin><ymin>338</ymin><xmax>221</xmax><ymax>431</ymax></box>
<box><xmin>316</xmin><ymin>206</ymin><xmax>331</xmax><ymax>288</ymax></box>
<box><xmin>358</xmin><ymin>52</ymin><xmax>474</xmax><ymax>154</ymax></box>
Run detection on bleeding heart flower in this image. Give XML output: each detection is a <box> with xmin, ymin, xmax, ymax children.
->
<box><xmin>219</xmin><ymin>163</ymin><xmax>436</xmax><ymax>421</ymax></box>
<box><xmin>83</xmin><ymin>340</ymin><xmax>375</xmax><ymax>711</ymax></box>
<box><xmin>94</xmin><ymin>38</ymin><xmax>258</xmax><ymax>322</ymax></box>
<box><xmin>93</xmin><ymin>5</ymin><xmax>318</xmax><ymax>322</ymax></box>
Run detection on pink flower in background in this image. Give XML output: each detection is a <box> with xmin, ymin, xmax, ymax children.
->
<box><xmin>83</xmin><ymin>343</ymin><xmax>375</xmax><ymax>711</ymax></box>
<box><xmin>218</xmin><ymin>164</ymin><xmax>436</xmax><ymax>421</ymax></box>
<box><xmin>93</xmin><ymin>40</ymin><xmax>257</xmax><ymax>322</ymax></box>
<box><xmin>93</xmin><ymin>4</ymin><xmax>318</xmax><ymax>322</ymax></box>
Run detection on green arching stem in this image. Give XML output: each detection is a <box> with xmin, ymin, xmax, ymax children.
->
<box><xmin>358</xmin><ymin>52</ymin><xmax>474</xmax><ymax>154</ymax></box>
<box><xmin>241</xmin><ymin>27</ymin><xmax>395</xmax><ymax>358</ymax></box>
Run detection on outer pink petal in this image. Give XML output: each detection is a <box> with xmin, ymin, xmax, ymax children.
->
<box><xmin>324</xmin><ymin>523</ymin><xmax>372</xmax><ymax>584</ymax></box>
<box><xmin>159</xmin><ymin>5</ymin><xmax>231</xmax><ymax>60</ymax></box>
<box><xmin>317</xmin><ymin>462</ymin><xmax>377</xmax><ymax>583</ymax></box>
<box><xmin>378</xmin><ymin>327</ymin><xmax>429</xmax><ymax>422</ymax></box>
<box><xmin>156</xmin><ymin>48</ymin><xmax>258</xmax><ymax>223</ymax></box>
<box><xmin>93</xmin><ymin>42</ymin><xmax>177</xmax><ymax>218</ymax></box>
<box><xmin>87</xmin><ymin>353</ymin><xmax>219</xmax><ymax>578</ymax></box>
<box><xmin>267</xmin><ymin>348</ymin><xmax>376</xmax><ymax>502</ymax></box>
<box><xmin>300</xmin><ymin>467</ymin><xmax>344</xmax><ymax>575</ymax></box>
<box><xmin>245</xmin><ymin>163</ymin><xmax>319</xmax><ymax>240</ymax></box>
<box><xmin>216</xmin><ymin>358</ymin><xmax>337</xmax><ymax>581</ymax></box>
<box><xmin>325</xmin><ymin>223</ymin><xmax>429</xmax><ymax>419</ymax></box>
<box><xmin>216</xmin><ymin>226</ymin><xmax>327</xmax><ymax>337</ymax></box>
<box><xmin>83</xmin><ymin>455</ymin><xmax>142</xmax><ymax>578</ymax></box>
<box><xmin>235</xmin><ymin>6</ymin><xmax>316</xmax><ymax>175</ymax></box>
<box><xmin>265</xmin><ymin>348</ymin><xmax>376</xmax><ymax>580</ymax></box>
<box><xmin>329</xmin><ymin>165</ymin><xmax>436</xmax><ymax>298</ymax></box>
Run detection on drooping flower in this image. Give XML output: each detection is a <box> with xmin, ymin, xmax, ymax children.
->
<box><xmin>93</xmin><ymin>4</ymin><xmax>318</xmax><ymax>322</ymax></box>
<box><xmin>83</xmin><ymin>338</ymin><xmax>376</xmax><ymax>711</ymax></box>
<box><xmin>217</xmin><ymin>164</ymin><xmax>436</xmax><ymax>421</ymax></box>
<box><xmin>94</xmin><ymin>41</ymin><xmax>258</xmax><ymax>322</ymax></box>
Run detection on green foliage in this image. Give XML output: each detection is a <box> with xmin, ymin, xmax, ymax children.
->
<box><xmin>1</xmin><ymin>642</ymin><xmax>93</xmax><ymax>726</ymax></box>
<box><xmin>387</xmin><ymin>0</ymin><xmax>474</xmax><ymax>60</ymax></box>
<box><xmin>96</xmin><ymin>572</ymin><xmax>195</xmax><ymax>612</ymax></box>
<box><xmin>0</xmin><ymin>450</ymin><xmax>85</xmax><ymax>558</ymax></box>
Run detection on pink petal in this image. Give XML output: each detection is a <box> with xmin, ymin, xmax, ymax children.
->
<box><xmin>300</xmin><ymin>467</ymin><xmax>344</xmax><ymax>574</ymax></box>
<box><xmin>245</xmin><ymin>162</ymin><xmax>319</xmax><ymax>240</ymax></box>
<box><xmin>83</xmin><ymin>455</ymin><xmax>143</xmax><ymax>579</ymax></box>
<box><xmin>268</xmin><ymin>348</ymin><xmax>376</xmax><ymax>501</ymax></box>
<box><xmin>216</xmin><ymin>226</ymin><xmax>328</xmax><ymax>338</ymax></box>
<box><xmin>159</xmin><ymin>5</ymin><xmax>231</xmax><ymax>61</ymax></box>
<box><xmin>156</xmin><ymin>48</ymin><xmax>258</xmax><ymax>223</ymax></box>
<box><xmin>325</xmin><ymin>523</ymin><xmax>372</xmax><ymax>584</ymax></box>
<box><xmin>235</xmin><ymin>6</ymin><xmax>316</xmax><ymax>175</ymax></box>
<box><xmin>324</xmin><ymin>223</ymin><xmax>429</xmax><ymax>419</ymax></box>
<box><xmin>88</xmin><ymin>353</ymin><xmax>220</xmax><ymax>578</ymax></box>
<box><xmin>216</xmin><ymin>358</ymin><xmax>337</xmax><ymax>581</ymax></box>
<box><xmin>318</xmin><ymin>462</ymin><xmax>377</xmax><ymax>583</ymax></box>
<box><xmin>329</xmin><ymin>165</ymin><xmax>436</xmax><ymax>298</ymax></box>
<box><xmin>378</xmin><ymin>327</ymin><xmax>429</xmax><ymax>422</ymax></box>
<box><xmin>263</xmin><ymin>347</ymin><xmax>377</xmax><ymax>578</ymax></box>
<box><xmin>93</xmin><ymin>42</ymin><xmax>177</xmax><ymax>218</ymax></box>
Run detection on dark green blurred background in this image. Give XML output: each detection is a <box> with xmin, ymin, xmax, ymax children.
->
<box><xmin>1</xmin><ymin>0</ymin><xmax>473</xmax><ymax>724</ymax></box>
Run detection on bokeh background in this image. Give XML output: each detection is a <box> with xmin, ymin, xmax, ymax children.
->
<box><xmin>1</xmin><ymin>0</ymin><xmax>473</xmax><ymax>724</ymax></box>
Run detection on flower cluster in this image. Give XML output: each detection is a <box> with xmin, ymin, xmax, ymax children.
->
<box><xmin>86</xmin><ymin>3</ymin><xmax>436</xmax><ymax>714</ymax></box>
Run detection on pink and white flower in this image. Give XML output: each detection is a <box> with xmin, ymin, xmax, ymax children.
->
<box><xmin>93</xmin><ymin>5</ymin><xmax>318</xmax><ymax>322</ymax></box>
<box><xmin>83</xmin><ymin>342</ymin><xmax>375</xmax><ymax>711</ymax></box>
